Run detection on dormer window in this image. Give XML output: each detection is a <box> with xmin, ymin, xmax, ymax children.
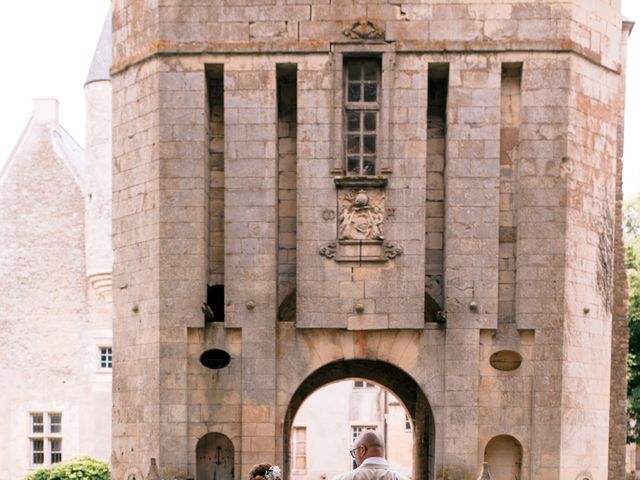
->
<box><xmin>345</xmin><ymin>59</ymin><xmax>380</xmax><ymax>176</ymax></box>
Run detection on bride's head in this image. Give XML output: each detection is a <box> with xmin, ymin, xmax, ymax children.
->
<box><xmin>249</xmin><ymin>464</ymin><xmax>282</xmax><ymax>480</ymax></box>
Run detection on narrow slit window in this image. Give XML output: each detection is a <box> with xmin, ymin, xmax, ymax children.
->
<box><xmin>344</xmin><ymin>59</ymin><xmax>380</xmax><ymax>176</ymax></box>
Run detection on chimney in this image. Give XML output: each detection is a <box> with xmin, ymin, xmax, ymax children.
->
<box><xmin>32</xmin><ymin>98</ymin><xmax>59</xmax><ymax>123</ymax></box>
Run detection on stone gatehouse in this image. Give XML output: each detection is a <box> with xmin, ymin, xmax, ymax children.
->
<box><xmin>110</xmin><ymin>2</ymin><xmax>632</xmax><ymax>479</ymax></box>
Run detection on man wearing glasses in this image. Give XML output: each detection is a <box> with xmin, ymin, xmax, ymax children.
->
<box><xmin>332</xmin><ymin>430</ymin><xmax>409</xmax><ymax>480</ymax></box>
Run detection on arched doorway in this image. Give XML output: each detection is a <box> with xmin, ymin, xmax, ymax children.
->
<box><xmin>483</xmin><ymin>435</ymin><xmax>522</xmax><ymax>480</ymax></box>
<box><xmin>196</xmin><ymin>432</ymin><xmax>234</xmax><ymax>480</ymax></box>
<box><xmin>283</xmin><ymin>359</ymin><xmax>434</xmax><ymax>479</ymax></box>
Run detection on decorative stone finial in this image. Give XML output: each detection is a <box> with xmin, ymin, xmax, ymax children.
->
<box><xmin>319</xmin><ymin>242</ymin><xmax>338</xmax><ymax>259</ymax></box>
<box><xmin>146</xmin><ymin>458</ymin><xmax>161</xmax><ymax>480</ymax></box>
<box><xmin>477</xmin><ymin>462</ymin><xmax>494</xmax><ymax>480</ymax></box>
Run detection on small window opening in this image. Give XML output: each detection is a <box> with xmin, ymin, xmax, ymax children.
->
<box><xmin>100</xmin><ymin>347</ymin><xmax>112</xmax><ymax>369</ymax></box>
<box><xmin>205</xmin><ymin>285</ymin><xmax>225</xmax><ymax>322</ymax></box>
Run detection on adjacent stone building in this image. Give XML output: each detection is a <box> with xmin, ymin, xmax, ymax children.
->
<box><xmin>0</xmin><ymin>12</ymin><xmax>113</xmax><ymax>480</ymax></box>
<box><xmin>110</xmin><ymin>1</ymin><xmax>633</xmax><ymax>479</ymax></box>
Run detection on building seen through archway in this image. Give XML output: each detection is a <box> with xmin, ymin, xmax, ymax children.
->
<box><xmin>290</xmin><ymin>380</ymin><xmax>413</xmax><ymax>479</ymax></box>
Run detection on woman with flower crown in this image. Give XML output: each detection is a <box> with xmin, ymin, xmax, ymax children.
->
<box><xmin>249</xmin><ymin>463</ymin><xmax>282</xmax><ymax>480</ymax></box>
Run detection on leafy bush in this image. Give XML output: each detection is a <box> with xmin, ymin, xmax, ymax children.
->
<box><xmin>626</xmin><ymin>195</ymin><xmax>640</xmax><ymax>443</ymax></box>
<box><xmin>25</xmin><ymin>456</ymin><xmax>110</xmax><ymax>480</ymax></box>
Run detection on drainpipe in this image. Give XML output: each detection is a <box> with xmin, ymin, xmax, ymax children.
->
<box><xmin>383</xmin><ymin>389</ymin><xmax>388</xmax><ymax>459</ymax></box>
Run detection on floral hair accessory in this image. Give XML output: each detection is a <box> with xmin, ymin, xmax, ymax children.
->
<box><xmin>265</xmin><ymin>465</ymin><xmax>281</xmax><ymax>480</ymax></box>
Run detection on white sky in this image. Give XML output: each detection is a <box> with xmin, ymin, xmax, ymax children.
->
<box><xmin>0</xmin><ymin>0</ymin><xmax>637</xmax><ymax>198</ymax></box>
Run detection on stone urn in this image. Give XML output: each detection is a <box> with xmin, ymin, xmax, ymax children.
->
<box><xmin>477</xmin><ymin>462</ymin><xmax>494</xmax><ymax>480</ymax></box>
<box><xmin>146</xmin><ymin>458</ymin><xmax>161</xmax><ymax>480</ymax></box>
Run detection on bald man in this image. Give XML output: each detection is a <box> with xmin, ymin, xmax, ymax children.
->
<box><xmin>331</xmin><ymin>430</ymin><xmax>409</xmax><ymax>480</ymax></box>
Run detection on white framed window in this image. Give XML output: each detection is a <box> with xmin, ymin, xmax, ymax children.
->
<box><xmin>291</xmin><ymin>426</ymin><xmax>307</xmax><ymax>472</ymax></box>
<box><xmin>344</xmin><ymin>58</ymin><xmax>380</xmax><ymax>176</ymax></box>
<box><xmin>353</xmin><ymin>380</ymin><xmax>376</xmax><ymax>388</ymax></box>
<box><xmin>29</xmin><ymin>412</ymin><xmax>62</xmax><ymax>467</ymax></box>
<box><xmin>405</xmin><ymin>414</ymin><xmax>412</xmax><ymax>432</ymax></box>
<box><xmin>100</xmin><ymin>346</ymin><xmax>112</xmax><ymax>369</ymax></box>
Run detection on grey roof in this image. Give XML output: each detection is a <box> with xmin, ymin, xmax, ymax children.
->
<box><xmin>85</xmin><ymin>7</ymin><xmax>112</xmax><ymax>85</ymax></box>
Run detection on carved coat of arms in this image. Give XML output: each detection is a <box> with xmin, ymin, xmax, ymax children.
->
<box><xmin>338</xmin><ymin>189</ymin><xmax>384</xmax><ymax>241</ymax></box>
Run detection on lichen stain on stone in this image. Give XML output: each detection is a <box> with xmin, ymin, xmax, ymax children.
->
<box><xmin>596</xmin><ymin>208</ymin><xmax>614</xmax><ymax>314</ymax></box>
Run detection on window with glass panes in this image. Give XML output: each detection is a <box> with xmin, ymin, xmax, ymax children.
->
<box><xmin>29</xmin><ymin>412</ymin><xmax>62</xmax><ymax>466</ymax></box>
<box><xmin>345</xmin><ymin>59</ymin><xmax>380</xmax><ymax>176</ymax></box>
<box><xmin>100</xmin><ymin>346</ymin><xmax>112</xmax><ymax>369</ymax></box>
<box><xmin>50</xmin><ymin>413</ymin><xmax>61</xmax><ymax>433</ymax></box>
<box><xmin>32</xmin><ymin>439</ymin><xmax>44</xmax><ymax>465</ymax></box>
<box><xmin>353</xmin><ymin>380</ymin><xmax>376</xmax><ymax>388</ymax></box>
<box><xmin>50</xmin><ymin>438</ymin><xmax>62</xmax><ymax>464</ymax></box>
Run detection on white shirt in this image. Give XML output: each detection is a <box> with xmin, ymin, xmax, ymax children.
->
<box><xmin>331</xmin><ymin>457</ymin><xmax>409</xmax><ymax>480</ymax></box>
<box><xmin>361</xmin><ymin>457</ymin><xmax>388</xmax><ymax>467</ymax></box>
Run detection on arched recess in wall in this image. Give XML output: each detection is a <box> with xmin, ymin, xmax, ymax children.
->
<box><xmin>483</xmin><ymin>434</ymin><xmax>522</xmax><ymax>480</ymax></box>
<box><xmin>283</xmin><ymin>359</ymin><xmax>434</xmax><ymax>480</ymax></box>
<box><xmin>196</xmin><ymin>432</ymin><xmax>234</xmax><ymax>480</ymax></box>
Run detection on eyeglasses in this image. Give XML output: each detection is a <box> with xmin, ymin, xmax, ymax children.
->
<box><xmin>350</xmin><ymin>445</ymin><xmax>365</xmax><ymax>458</ymax></box>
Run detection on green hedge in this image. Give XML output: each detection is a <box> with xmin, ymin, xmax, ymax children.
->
<box><xmin>25</xmin><ymin>456</ymin><xmax>110</xmax><ymax>480</ymax></box>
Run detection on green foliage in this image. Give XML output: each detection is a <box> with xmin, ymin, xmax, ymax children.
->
<box><xmin>626</xmin><ymin>195</ymin><xmax>640</xmax><ymax>442</ymax></box>
<box><xmin>24</xmin><ymin>456</ymin><xmax>110</xmax><ymax>480</ymax></box>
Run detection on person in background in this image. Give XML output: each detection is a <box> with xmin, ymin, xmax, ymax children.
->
<box><xmin>249</xmin><ymin>463</ymin><xmax>281</xmax><ymax>480</ymax></box>
<box><xmin>332</xmin><ymin>430</ymin><xmax>409</xmax><ymax>480</ymax></box>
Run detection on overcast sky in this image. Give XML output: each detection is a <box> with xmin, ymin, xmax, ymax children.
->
<box><xmin>0</xmin><ymin>1</ymin><xmax>637</xmax><ymax>198</ymax></box>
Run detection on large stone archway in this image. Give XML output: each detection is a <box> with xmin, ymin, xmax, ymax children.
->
<box><xmin>283</xmin><ymin>359</ymin><xmax>434</xmax><ymax>480</ymax></box>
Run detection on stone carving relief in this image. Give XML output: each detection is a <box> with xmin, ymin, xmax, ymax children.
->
<box><xmin>319</xmin><ymin>178</ymin><xmax>403</xmax><ymax>262</ymax></box>
<box><xmin>319</xmin><ymin>242</ymin><xmax>338</xmax><ymax>259</ymax></box>
<box><xmin>338</xmin><ymin>189</ymin><xmax>384</xmax><ymax>241</ymax></box>
<box><xmin>383</xmin><ymin>241</ymin><xmax>403</xmax><ymax>259</ymax></box>
<box><xmin>343</xmin><ymin>18</ymin><xmax>384</xmax><ymax>40</ymax></box>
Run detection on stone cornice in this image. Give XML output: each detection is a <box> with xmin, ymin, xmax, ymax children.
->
<box><xmin>110</xmin><ymin>38</ymin><xmax>622</xmax><ymax>76</ymax></box>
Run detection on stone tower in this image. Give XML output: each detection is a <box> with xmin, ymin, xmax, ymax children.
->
<box><xmin>110</xmin><ymin>2</ymin><xmax>632</xmax><ymax>479</ymax></box>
